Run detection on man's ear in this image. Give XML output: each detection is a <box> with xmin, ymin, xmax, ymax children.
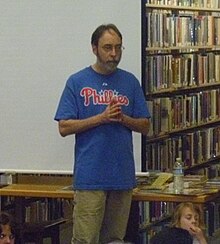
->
<box><xmin>92</xmin><ymin>44</ymin><xmax>98</xmax><ymax>55</ymax></box>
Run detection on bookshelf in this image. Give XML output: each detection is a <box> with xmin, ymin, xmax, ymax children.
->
<box><xmin>140</xmin><ymin>0</ymin><xmax>220</xmax><ymax>242</ymax></box>
<box><xmin>142</xmin><ymin>0</ymin><xmax>220</xmax><ymax>174</ymax></box>
<box><xmin>0</xmin><ymin>174</ymin><xmax>73</xmax><ymax>243</ymax></box>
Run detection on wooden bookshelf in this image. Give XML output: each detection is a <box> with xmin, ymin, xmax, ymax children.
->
<box><xmin>143</xmin><ymin>0</ymin><xmax>220</xmax><ymax>172</ymax></box>
<box><xmin>140</xmin><ymin>0</ymin><xmax>220</xmax><ymax>242</ymax></box>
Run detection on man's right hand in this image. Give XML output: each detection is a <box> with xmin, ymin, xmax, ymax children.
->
<box><xmin>101</xmin><ymin>98</ymin><xmax>122</xmax><ymax>123</ymax></box>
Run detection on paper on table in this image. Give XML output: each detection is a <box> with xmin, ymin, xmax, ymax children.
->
<box><xmin>136</xmin><ymin>172</ymin><xmax>150</xmax><ymax>177</ymax></box>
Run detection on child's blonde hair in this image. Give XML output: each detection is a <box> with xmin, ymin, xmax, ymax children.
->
<box><xmin>170</xmin><ymin>202</ymin><xmax>205</xmax><ymax>230</ymax></box>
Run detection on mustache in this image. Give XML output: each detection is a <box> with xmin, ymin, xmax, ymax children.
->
<box><xmin>107</xmin><ymin>60</ymin><xmax>119</xmax><ymax>64</ymax></box>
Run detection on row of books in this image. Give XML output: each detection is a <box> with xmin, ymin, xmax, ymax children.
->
<box><xmin>147</xmin><ymin>90</ymin><xmax>220</xmax><ymax>136</ymax></box>
<box><xmin>139</xmin><ymin>201</ymin><xmax>176</xmax><ymax>243</ymax></box>
<box><xmin>146</xmin><ymin>53</ymin><xmax>220</xmax><ymax>92</ymax></box>
<box><xmin>0</xmin><ymin>196</ymin><xmax>71</xmax><ymax>223</ymax></box>
<box><xmin>24</xmin><ymin>198</ymin><xmax>67</xmax><ymax>223</ymax></box>
<box><xmin>204</xmin><ymin>201</ymin><xmax>220</xmax><ymax>236</ymax></box>
<box><xmin>147</xmin><ymin>12</ymin><xmax>220</xmax><ymax>48</ymax></box>
<box><xmin>140</xmin><ymin>201</ymin><xmax>176</xmax><ymax>224</ymax></box>
<box><xmin>146</xmin><ymin>0</ymin><xmax>220</xmax><ymax>8</ymax></box>
<box><xmin>146</xmin><ymin>126</ymin><xmax>220</xmax><ymax>171</ymax></box>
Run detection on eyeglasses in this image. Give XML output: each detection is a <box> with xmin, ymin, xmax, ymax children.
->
<box><xmin>0</xmin><ymin>233</ymin><xmax>15</xmax><ymax>240</ymax></box>
<box><xmin>101</xmin><ymin>44</ymin><xmax>125</xmax><ymax>53</ymax></box>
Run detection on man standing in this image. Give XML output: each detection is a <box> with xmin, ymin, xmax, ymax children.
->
<box><xmin>55</xmin><ymin>24</ymin><xmax>150</xmax><ymax>244</ymax></box>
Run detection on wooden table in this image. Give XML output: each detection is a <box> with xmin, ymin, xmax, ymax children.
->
<box><xmin>1</xmin><ymin>183</ymin><xmax>219</xmax><ymax>203</ymax></box>
<box><xmin>0</xmin><ymin>184</ymin><xmax>74</xmax><ymax>198</ymax></box>
<box><xmin>132</xmin><ymin>188</ymin><xmax>220</xmax><ymax>203</ymax></box>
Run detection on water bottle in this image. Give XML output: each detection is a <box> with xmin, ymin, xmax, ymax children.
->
<box><xmin>173</xmin><ymin>157</ymin><xmax>184</xmax><ymax>193</ymax></box>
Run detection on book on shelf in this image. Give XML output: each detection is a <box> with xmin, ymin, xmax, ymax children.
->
<box><xmin>146</xmin><ymin>53</ymin><xmax>220</xmax><ymax>93</ymax></box>
<box><xmin>24</xmin><ymin>198</ymin><xmax>64</xmax><ymax>223</ymax></box>
<box><xmin>205</xmin><ymin>202</ymin><xmax>216</xmax><ymax>236</ymax></box>
<box><xmin>146</xmin><ymin>10</ymin><xmax>219</xmax><ymax>48</ymax></box>
<box><xmin>145</xmin><ymin>125</ymin><xmax>220</xmax><ymax>171</ymax></box>
<box><xmin>147</xmin><ymin>89</ymin><xmax>220</xmax><ymax>138</ymax></box>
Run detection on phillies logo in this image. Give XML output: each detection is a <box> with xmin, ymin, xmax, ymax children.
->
<box><xmin>80</xmin><ymin>87</ymin><xmax>129</xmax><ymax>106</ymax></box>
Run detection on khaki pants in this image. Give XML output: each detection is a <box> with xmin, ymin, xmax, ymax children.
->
<box><xmin>71</xmin><ymin>190</ymin><xmax>132</xmax><ymax>244</ymax></box>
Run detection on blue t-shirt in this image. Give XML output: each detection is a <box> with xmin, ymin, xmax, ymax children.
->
<box><xmin>54</xmin><ymin>66</ymin><xmax>150</xmax><ymax>190</ymax></box>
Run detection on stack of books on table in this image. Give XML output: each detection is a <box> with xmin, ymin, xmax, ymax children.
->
<box><xmin>183</xmin><ymin>174</ymin><xmax>207</xmax><ymax>188</ymax></box>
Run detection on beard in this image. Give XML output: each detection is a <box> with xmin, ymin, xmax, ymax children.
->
<box><xmin>105</xmin><ymin>60</ymin><xmax>119</xmax><ymax>72</ymax></box>
<box><xmin>96</xmin><ymin>52</ymin><xmax>121</xmax><ymax>74</ymax></box>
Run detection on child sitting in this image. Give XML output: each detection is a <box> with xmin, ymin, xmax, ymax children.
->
<box><xmin>150</xmin><ymin>202</ymin><xmax>207</xmax><ymax>244</ymax></box>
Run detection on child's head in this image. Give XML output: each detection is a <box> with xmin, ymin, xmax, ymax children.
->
<box><xmin>170</xmin><ymin>202</ymin><xmax>205</xmax><ymax>232</ymax></box>
<box><xmin>0</xmin><ymin>212</ymin><xmax>15</xmax><ymax>244</ymax></box>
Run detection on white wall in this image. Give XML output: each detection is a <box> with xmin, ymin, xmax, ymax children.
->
<box><xmin>0</xmin><ymin>0</ymin><xmax>142</xmax><ymax>173</ymax></box>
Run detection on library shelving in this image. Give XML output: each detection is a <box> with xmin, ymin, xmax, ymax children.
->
<box><xmin>139</xmin><ymin>0</ymin><xmax>220</xmax><ymax>242</ymax></box>
<box><xmin>142</xmin><ymin>0</ymin><xmax>220</xmax><ymax>174</ymax></box>
<box><xmin>0</xmin><ymin>174</ymin><xmax>73</xmax><ymax>243</ymax></box>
